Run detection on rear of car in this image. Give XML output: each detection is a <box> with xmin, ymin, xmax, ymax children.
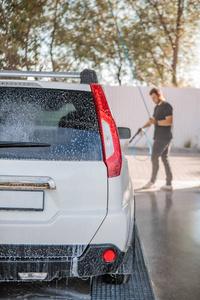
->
<box><xmin>0</xmin><ymin>70</ymin><xmax>134</xmax><ymax>283</ymax></box>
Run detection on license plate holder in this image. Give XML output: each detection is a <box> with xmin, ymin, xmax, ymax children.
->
<box><xmin>0</xmin><ymin>190</ymin><xmax>44</xmax><ymax>211</ymax></box>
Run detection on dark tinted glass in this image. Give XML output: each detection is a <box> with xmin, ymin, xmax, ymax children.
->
<box><xmin>0</xmin><ymin>87</ymin><xmax>102</xmax><ymax>161</ymax></box>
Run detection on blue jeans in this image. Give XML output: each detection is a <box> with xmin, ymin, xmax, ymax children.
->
<box><xmin>151</xmin><ymin>139</ymin><xmax>173</xmax><ymax>185</ymax></box>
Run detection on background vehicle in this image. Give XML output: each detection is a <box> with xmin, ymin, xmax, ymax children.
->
<box><xmin>0</xmin><ymin>69</ymin><xmax>135</xmax><ymax>285</ymax></box>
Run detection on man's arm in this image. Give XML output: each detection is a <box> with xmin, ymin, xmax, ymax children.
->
<box><xmin>141</xmin><ymin>116</ymin><xmax>155</xmax><ymax>130</ymax></box>
<box><xmin>157</xmin><ymin>115</ymin><xmax>173</xmax><ymax>126</ymax></box>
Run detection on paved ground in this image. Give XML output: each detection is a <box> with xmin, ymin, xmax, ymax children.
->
<box><xmin>124</xmin><ymin>147</ymin><xmax>200</xmax><ymax>190</ymax></box>
<box><xmin>125</xmin><ymin>147</ymin><xmax>200</xmax><ymax>300</ymax></box>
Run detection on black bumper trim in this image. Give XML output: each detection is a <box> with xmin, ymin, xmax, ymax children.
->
<box><xmin>0</xmin><ymin>244</ymin><xmax>124</xmax><ymax>281</ymax></box>
<box><xmin>0</xmin><ymin>244</ymin><xmax>87</xmax><ymax>258</ymax></box>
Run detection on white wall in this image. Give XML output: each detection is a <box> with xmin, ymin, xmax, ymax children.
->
<box><xmin>104</xmin><ymin>86</ymin><xmax>200</xmax><ymax>148</ymax></box>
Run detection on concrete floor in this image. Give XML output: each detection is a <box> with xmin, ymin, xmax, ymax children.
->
<box><xmin>126</xmin><ymin>149</ymin><xmax>200</xmax><ymax>300</ymax></box>
<box><xmin>136</xmin><ymin>189</ymin><xmax>200</xmax><ymax>300</ymax></box>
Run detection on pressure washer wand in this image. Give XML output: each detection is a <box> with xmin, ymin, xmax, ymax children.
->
<box><xmin>129</xmin><ymin>128</ymin><xmax>142</xmax><ymax>143</ymax></box>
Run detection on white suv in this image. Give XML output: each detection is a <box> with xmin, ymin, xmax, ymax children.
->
<box><xmin>0</xmin><ymin>69</ymin><xmax>135</xmax><ymax>285</ymax></box>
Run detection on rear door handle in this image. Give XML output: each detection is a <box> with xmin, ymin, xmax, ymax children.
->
<box><xmin>0</xmin><ymin>176</ymin><xmax>56</xmax><ymax>190</ymax></box>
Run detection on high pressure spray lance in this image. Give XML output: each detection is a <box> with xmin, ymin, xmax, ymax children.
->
<box><xmin>129</xmin><ymin>128</ymin><xmax>142</xmax><ymax>143</ymax></box>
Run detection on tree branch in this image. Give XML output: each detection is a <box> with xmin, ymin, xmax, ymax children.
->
<box><xmin>171</xmin><ymin>0</ymin><xmax>184</xmax><ymax>86</ymax></box>
<box><xmin>24</xmin><ymin>23</ymin><xmax>31</xmax><ymax>71</ymax></box>
<box><xmin>50</xmin><ymin>0</ymin><xmax>59</xmax><ymax>72</ymax></box>
<box><xmin>0</xmin><ymin>3</ymin><xmax>17</xmax><ymax>69</ymax></box>
<box><xmin>147</xmin><ymin>0</ymin><xmax>175</xmax><ymax>49</ymax></box>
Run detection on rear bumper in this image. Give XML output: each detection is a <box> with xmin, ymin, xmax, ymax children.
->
<box><xmin>0</xmin><ymin>244</ymin><xmax>124</xmax><ymax>282</ymax></box>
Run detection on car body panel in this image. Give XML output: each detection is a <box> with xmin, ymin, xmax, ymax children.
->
<box><xmin>0</xmin><ymin>160</ymin><xmax>107</xmax><ymax>246</ymax></box>
<box><xmin>91</xmin><ymin>155</ymin><xmax>134</xmax><ymax>251</ymax></box>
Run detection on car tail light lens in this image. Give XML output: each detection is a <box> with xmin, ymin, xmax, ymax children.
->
<box><xmin>103</xmin><ymin>249</ymin><xmax>116</xmax><ymax>262</ymax></box>
<box><xmin>90</xmin><ymin>84</ymin><xmax>122</xmax><ymax>178</ymax></box>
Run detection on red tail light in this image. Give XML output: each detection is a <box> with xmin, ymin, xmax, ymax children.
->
<box><xmin>90</xmin><ymin>84</ymin><xmax>122</xmax><ymax>178</ymax></box>
<box><xmin>103</xmin><ymin>249</ymin><xmax>116</xmax><ymax>262</ymax></box>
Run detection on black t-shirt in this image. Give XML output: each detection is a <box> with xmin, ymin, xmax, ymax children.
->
<box><xmin>153</xmin><ymin>101</ymin><xmax>173</xmax><ymax>140</ymax></box>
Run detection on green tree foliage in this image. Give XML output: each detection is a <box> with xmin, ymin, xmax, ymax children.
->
<box><xmin>0</xmin><ymin>0</ymin><xmax>47</xmax><ymax>70</ymax></box>
<box><xmin>0</xmin><ymin>0</ymin><xmax>130</xmax><ymax>83</ymax></box>
<box><xmin>51</xmin><ymin>0</ymin><xmax>129</xmax><ymax>84</ymax></box>
<box><xmin>0</xmin><ymin>0</ymin><xmax>199</xmax><ymax>86</ymax></box>
<box><xmin>124</xmin><ymin>0</ymin><xmax>200</xmax><ymax>86</ymax></box>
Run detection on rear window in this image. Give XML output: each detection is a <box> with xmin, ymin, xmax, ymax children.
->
<box><xmin>0</xmin><ymin>87</ymin><xmax>103</xmax><ymax>161</ymax></box>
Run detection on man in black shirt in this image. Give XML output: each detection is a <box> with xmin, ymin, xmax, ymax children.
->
<box><xmin>140</xmin><ymin>87</ymin><xmax>173</xmax><ymax>190</ymax></box>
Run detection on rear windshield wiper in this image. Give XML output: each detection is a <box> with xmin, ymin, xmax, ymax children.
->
<box><xmin>0</xmin><ymin>142</ymin><xmax>51</xmax><ymax>148</ymax></box>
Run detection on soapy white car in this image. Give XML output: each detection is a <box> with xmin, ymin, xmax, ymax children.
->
<box><xmin>0</xmin><ymin>69</ymin><xmax>135</xmax><ymax>284</ymax></box>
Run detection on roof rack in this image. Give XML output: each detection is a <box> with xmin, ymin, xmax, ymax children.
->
<box><xmin>0</xmin><ymin>69</ymin><xmax>98</xmax><ymax>84</ymax></box>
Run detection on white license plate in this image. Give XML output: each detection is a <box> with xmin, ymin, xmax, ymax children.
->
<box><xmin>0</xmin><ymin>190</ymin><xmax>44</xmax><ymax>210</ymax></box>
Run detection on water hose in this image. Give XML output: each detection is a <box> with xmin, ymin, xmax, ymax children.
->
<box><xmin>107</xmin><ymin>0</ymin><xmax>152</xmax><ymax>158</ymax></box>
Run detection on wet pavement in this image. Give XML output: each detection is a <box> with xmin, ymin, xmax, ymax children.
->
<box><xmin>135</xmin><ymin>189</ymin><xmax>200</xmax><ymax>300</ymax></box>
<box><xmin>0</xmin><ymin>278</ymin><xmax>91</xmax><ymax>300</ymax></box>
<box><xmin>126</xmin><ymin>148</ymin><xmax>200</xmax><ymax>300</ymax></box>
